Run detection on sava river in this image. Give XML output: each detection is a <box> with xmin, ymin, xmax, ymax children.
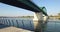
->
<box><xmin>0</xmin><ymin>18</ymin><xmax>60</xmax><ymax>32</ymax></box>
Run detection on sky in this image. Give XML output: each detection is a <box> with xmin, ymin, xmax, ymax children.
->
<box><xmin>0</xmin><ymin>0</ymin><xmax>60</xmax><ymax>16</ymax></box>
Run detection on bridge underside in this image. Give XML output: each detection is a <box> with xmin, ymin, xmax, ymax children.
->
<box><xmin>0</xmin><ymin>0</ymin><xmax>48</xmax><ymax>16</ymax></box>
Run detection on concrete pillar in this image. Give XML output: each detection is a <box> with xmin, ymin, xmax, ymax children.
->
<box><xmin>43</xmin><ymin>16</ymin><xmax>48</xmax><ymax>23</ymax></box>
<box><xmin>33</xmin><ymin>12</ymin><xmax>43</xmax><ymax>32</ymax></box>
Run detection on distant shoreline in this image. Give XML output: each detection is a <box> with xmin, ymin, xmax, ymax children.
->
<box><xmin>0</xmin><ymin>16</ymin><xmax>34</xmax><ymax>18</ymax></box>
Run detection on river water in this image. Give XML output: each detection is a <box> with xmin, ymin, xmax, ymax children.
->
<box><xmin>44</xmin><ymin>20</ymin><xmax>60</xmax><ymax>32</ymax></box>
<box><xmin>0</xmin><ymin>18</ymin><xmax>60</xmax><ymax>32</ymax></box>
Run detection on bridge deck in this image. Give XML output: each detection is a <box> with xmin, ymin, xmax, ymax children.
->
<box><xmin>1</xmin><ymin>0</ymin><xmax>47</xmax><ymax>16</ymax></box>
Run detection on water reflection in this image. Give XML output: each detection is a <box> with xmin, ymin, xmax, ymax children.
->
<box><xmin>44</xmin><ymin>20</ymin><xmax>60</xmax><ymax>32</ymax></box>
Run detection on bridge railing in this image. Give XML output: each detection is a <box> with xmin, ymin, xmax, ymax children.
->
<box><xmin>0</xmin><ymin>18</ymin><xmax>34</xmax><ymax>31</ymax></box>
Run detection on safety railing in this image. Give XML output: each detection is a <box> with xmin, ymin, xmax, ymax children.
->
<box><xmin>0</xmin><ymin>18</ymin><xmax>34</xmax><ymax>31</ymax></box>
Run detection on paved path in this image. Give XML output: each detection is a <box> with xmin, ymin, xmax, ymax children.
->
<box><xmin>0</xmin><ymin>27</ymin><xmax>34</xmax><ymax>32</ymax></box>
<box><xmin>0</xmin><ymin>24</ymin><xmax>34</xmax><ymax>32</ymax></box>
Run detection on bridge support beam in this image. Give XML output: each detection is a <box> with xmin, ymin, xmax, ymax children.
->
<box><xmin>33</xmin><ymin>12</ymin><xmax>43</xmax><ymax>32</ymax></box>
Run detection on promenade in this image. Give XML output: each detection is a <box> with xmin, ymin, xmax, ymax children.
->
<box><xmin>0</xmin><ymin>23</ymin><xmax>33</xmax><ymax>32</ymax></box>
<box><xmin>0</xmin><ymin>26</ymin><xmax>33</xmax><ymax>32</ymax></box>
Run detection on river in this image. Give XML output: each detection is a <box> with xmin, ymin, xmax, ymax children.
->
<box><xmin>0</xmin><ymin>18</ymin><xmax>60</xmax><ymax>32</ymax></box>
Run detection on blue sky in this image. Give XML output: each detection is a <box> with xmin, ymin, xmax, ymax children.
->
<box><xmin>0</xmin><ymin>0</ymin><xmax>60</xmax><ymax>16</ymax></box>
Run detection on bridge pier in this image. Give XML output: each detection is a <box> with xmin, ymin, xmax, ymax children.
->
<box><xmin>33</xmin><ymin>12</ymin><xmax>44</xmax><ymax>32</ymax></box>
<box><xmin>43</xmin><ymin>16</ymin><xmax>48</xmax><ymax>23</ymax></box>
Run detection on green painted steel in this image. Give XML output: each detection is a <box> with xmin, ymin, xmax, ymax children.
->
<box><xmin>17</xmin><ymin>0</ymin><xmax>40</xmax><ymax>12</ymax></box>
<box><xmin>40</xmin><ymin>7</ymin><xmax>47</xmax><ymax>15</ymax></box>
<box><xmin>18</xmin><ymin>0</ymin><xmax>47</xmax><ymax>16</ymax></box>
<box><xmin>1</xmin><ymin>0</ymin><xmax>48</xmax><ymax>16</ymax></box>
<box><xmin>41</xmin><ymin>7</ymin><xmax>47</xmax><ymax>13</ymax></box>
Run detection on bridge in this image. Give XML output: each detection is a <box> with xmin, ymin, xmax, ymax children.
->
<box><xmin>0</xmin><ymin>0</ymin><xmax>48</xmax><ymax>32</ymax></box>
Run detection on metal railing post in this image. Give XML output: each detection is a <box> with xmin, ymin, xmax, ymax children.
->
<box><xmin>8</xmin><ymin>19</ymin><xmax>10</xmax><ymax>26</ymax></box>
<box><xmin>12</xmin><ymin>20</ymin><xmax>14</xmax><ymax>26</ymax></box>
<box><xmin>16</xmin><ymin>20</ymin><xmax>19</xmax><ymax>27</ymax></box>
<box><xmin>22</xmin><ymin>20</ymin><xmax>25</xmax><ymax>28</ymax></box>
